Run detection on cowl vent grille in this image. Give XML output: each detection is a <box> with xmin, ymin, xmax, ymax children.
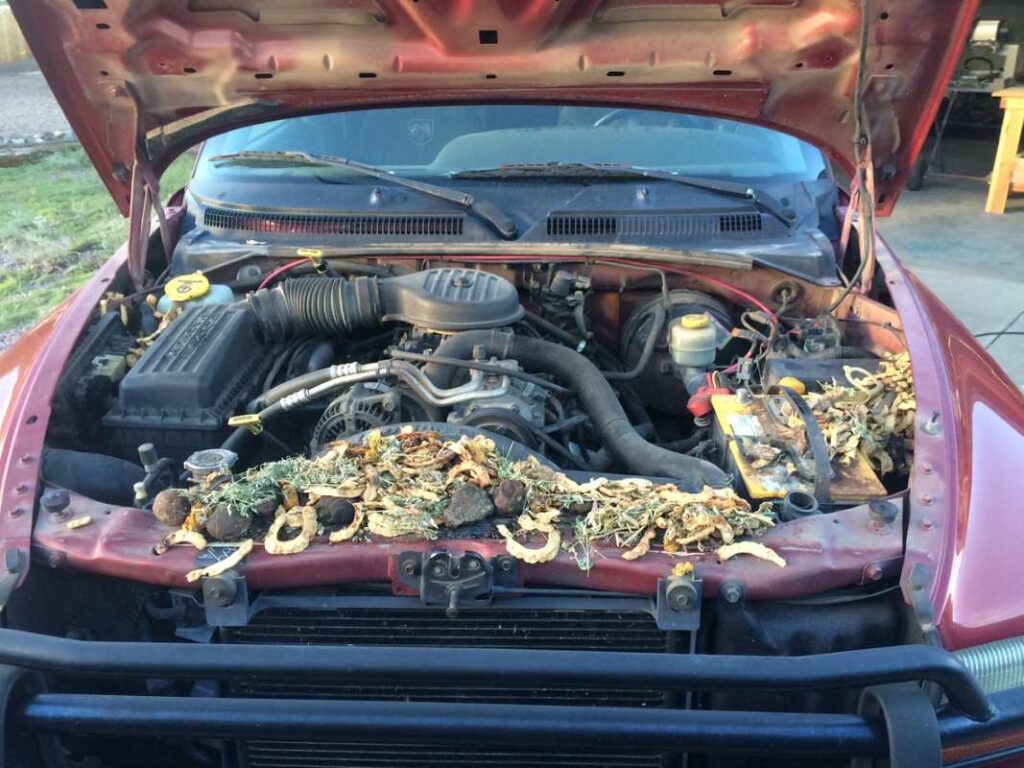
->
<box><xmin>547</xmin><ymin>215</ymin><xmax>617</xmax><ymax>237</ymax></box>
<box><xmin>719</xmin><ymin>213</ymin><xmax>763</xmax><ymax>233</ymax></box>
<box><xmin>202</xmin><ymin>207</ymin><xmax>465</xmax><ymax>236</ymax></box>
<box><xmin>547</xmin><ymin>212</ymin><xmax>763</xmax><ymax>238</ymax></box>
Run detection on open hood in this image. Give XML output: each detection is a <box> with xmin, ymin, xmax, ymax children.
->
<box><xmin>12</xmin><ymin>0</ymin><xmax>976</xmax><ymax>217</ymax></box>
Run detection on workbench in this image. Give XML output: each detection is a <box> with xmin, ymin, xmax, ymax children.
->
<box><xmin>985</xmin><ymin>86</ymin><xmax>1024</xmax><ymax>214</ymax></box>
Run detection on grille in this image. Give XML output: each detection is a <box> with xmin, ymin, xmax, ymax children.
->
<box><xmin>547</xmin><ymin>215</ymin><xmax>617</xmax><ymax>236</ymax></box>
<box><xmin>227</xmin><ymin>604</ymin><xmax>681</xmax><ymax>767</ymax></box>
<box><xmin>202</xmin><ymin>207</ymin><xmax>465</xmax><ymax>237</ymax></box>
<box><xmin>226</xmin><ymin>606</ymin><xmax>668</xmax><ymax>652</ymax></box>
<box><xmin>244</xmin><ymin>740</ymin><xmax>665</xmax><ymax>768</ymax></box>
<box><xmin>547</xmin><ymin>212</ymin><xmax>764</xmax><ymax>238</ymax></box>
<box><xmin>719</xmin><ymin>213</ymin><xmax>763</xmax><ymax>233</ymax></box>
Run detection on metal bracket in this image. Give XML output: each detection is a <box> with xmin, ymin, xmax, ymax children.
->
<box><xmin>906</xmin><ymin>562</ymin><xmax>939</xmax><ymax>644</ymax></box>
<box><xmin>396</xmin><ymin>551</ymin><xmax>518</xmax><ymax>618</ymax></box>
<box><xmin>655</xmin><ymin>576</ymin><xmax>702</xmax><ymax>631</ymax></box>
<box><xmin>201</xmin><ymin>570</ymin><xmax>249</xmax><ymax>628</ymax></box>
<box><xmin>0</xmin><ymin>549</ymin><xmax>24</xmax><ymax>613</ymax></box>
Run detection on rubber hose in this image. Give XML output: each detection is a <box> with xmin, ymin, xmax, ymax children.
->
<box><xmin>306</xmin><ymin>340</ymin><xmax>336</xmax><ymax>373</ymax></box>
<box><xmin>248</xmin><ymin>277</ymin><xmax>382</xmax><ymax>340</ymax></box>
<box><xmin>257</xmin><ymin>369</ymin><xmax>337</xmax><ymax>409</ymax></box>
<box><xmin>604</xmin><ymin>305</ymin><xmax>666</xmax><ymax>381</ymax></box>
<box><xmin>42</xmin><ymin>449</ymin><xmax>145</xmax><ymax>507</ymax></box>
<box><xmin>422</xmin><ymin>330</ymin><xmax>515</xmax><ymax>389</ymax></box>
<box><xmin>423</xmin><ymin>331</ymin><xmax>731</xmax><ymax>490</ymax></box>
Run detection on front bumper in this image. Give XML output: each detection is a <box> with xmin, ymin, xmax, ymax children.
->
<box><xmin>1</xmin><ymin>629</ymin><xmax>1022</xmax><ymax>766</ymax></box>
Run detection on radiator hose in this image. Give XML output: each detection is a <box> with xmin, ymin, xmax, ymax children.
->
<box><xmin>424</xmin><ymin>331</ymin><xmax>731</xmax><ymax>490</ymax></box>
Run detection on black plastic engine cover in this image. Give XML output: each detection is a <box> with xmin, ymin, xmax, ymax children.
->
<box><xmin>103</xmin><ymin>304</ymin><xmax>268</xmax><ymax>462</ymax></box>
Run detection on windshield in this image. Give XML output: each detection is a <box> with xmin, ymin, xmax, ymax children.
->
<box><xmin>196</xmin><ymin>105</ymin><xmax>826</xmax><ymax>183</ymax></box>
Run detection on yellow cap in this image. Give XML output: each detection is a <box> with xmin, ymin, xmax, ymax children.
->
<box><xmin>778</xmin><ymin>376</ymin><xmax>807</xmax><ymax>395</ymax></box>
<box><xmin>164</xmin><ymin>272</ymin><xmax>210</xmax><ymax>303</ymax></box>
<box><xmin>680</xmin><ymin>313</ymin><xmax>710</xmax><ymax>330</ymax></box>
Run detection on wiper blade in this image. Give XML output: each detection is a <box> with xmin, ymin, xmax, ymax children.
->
<box><xmin>208</xmin><ymin>151</ymin><xmax>517</xmax><ymax>240</ymax></box>
<box><xmin>454</xmin><ymin>162</ymin><xmax>796</xmax><ymax>228</ymax></box>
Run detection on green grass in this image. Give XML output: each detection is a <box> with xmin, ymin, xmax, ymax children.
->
<box><xmin>0</xmin><ymin>147</ymin><xmax>193</xmax><ymax>332</ymax></box>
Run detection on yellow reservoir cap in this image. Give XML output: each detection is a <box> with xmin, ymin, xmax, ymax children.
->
<box><xmin>777</xmin><ymin>376</ymin><xmax>807</xmax><ymax>394</ymax></box>
<box><xmin>164</xmin><ymin>272</ymin><xmax>210</xmax><ymax>303</ymax></box>
<box><xmin>680</xmin><ymin>313</ymin><xmax>710</xmax><ymax>330</ymax></box>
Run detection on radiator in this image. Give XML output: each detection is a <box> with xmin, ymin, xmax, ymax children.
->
<box><xmin>225</xmin><ymin>599</ymin><xmax>683</xmax><ymax>768</ymax></box>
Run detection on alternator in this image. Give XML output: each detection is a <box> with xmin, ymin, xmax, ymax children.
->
<box><xmin>311</xmin><ymin>382</ymin><xmax>399</xmax><ymax>447</ymax></box>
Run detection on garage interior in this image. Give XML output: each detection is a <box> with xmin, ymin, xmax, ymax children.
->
<box><xmin>882</xmin><ymin>0</ymin><xmax>1024</xmax><ymax>386</ymax></box>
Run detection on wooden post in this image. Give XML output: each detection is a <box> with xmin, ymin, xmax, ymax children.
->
<box><xmin>985</xmin><ymin>86</ymin><xmax>1024</xmax><ymax>214</ymax></box>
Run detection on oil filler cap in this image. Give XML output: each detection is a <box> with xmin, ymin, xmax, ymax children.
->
<box><xmin>164</xmin><ymin>272</ymin><xmax>210</xmax><ymax>303</ymax></box>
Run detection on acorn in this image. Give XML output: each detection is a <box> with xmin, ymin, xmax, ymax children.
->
<box><xmin>152</xmin><ymin>489</ymin><xmax>190</xmax><ymax>528</ymax></box>
<box><xmin>314</xmin><ymin>496</ymin><xmax>356</xmax><ymax>526</ymax></box>
<box><xmin>205</xmin><ymin>503</ymin><xmax>251</xmax><ymax>541</ymax></box>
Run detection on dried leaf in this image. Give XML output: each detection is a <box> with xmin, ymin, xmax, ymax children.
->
<box><xmin>716</xmin><ymin>541</ymin><xmax>787</xmax><ymax>568</ymax></box>
<box><xmin>185</xmin><ymin>539</ymin><xmax>254</xmax><ymax>583</ymax></box>
<box><xmin>671</xmin><ymin>561</ymin><xmax>695</xmax><ymax>577</ymax></box>
<box><xmin>497</xmin><ymin>524</ymin><xmax>561</xmax><ymax>564</ymax></box>
<box><xmin>264</xmin><ymin>506</ymin><xmax>317</xmax><ymax>555</ymax></box>
<box><xmin>329</xmin><ymin>507</ymin><xmax>365</xmax><ymax>543</ymax></box>
<box><xmin>154</xmin><ymin>529</ymin><xmax>208</xmax><ymax>555</ymax></box>
<box><xmin>621</xmin><ymin>528</ymin><xmax>655</xmax><ymax>561</ymax></box>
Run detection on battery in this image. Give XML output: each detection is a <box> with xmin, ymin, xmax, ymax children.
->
<box><xmin>710</xmin><ymin>392</ymin><xmax>886</xmax><ymax>501</ymax></box>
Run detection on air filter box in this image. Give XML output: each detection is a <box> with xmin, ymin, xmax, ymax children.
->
<box><xmin>103</xmin><ymin>304</ymin><xmax>269</xmax><ymax>463</ymax></box>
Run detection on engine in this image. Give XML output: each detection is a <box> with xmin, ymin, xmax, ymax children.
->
<box><xmin>50</xmin><ymin>261</ymin><xmax>911</xmax><ymax>516</ymax></box>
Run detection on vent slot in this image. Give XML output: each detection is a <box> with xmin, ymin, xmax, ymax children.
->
<box><xmin>719</xmin><ymin>213</ymin><xmax>763</xmax><ymax>233</ymax></box>
<box><xmin>202</xmin><ymin>207</ymin><xmax>465</xmax><ymax>237</ymax></box>
<box><xmin>547</xmin><ymin>215</ymin><xmax>618</xmax><ymax>237</ymax></box>
<box><xmin>547</xmin><ymin>212</ymin><xmax>765</xmax><ymax>238</ymax></box>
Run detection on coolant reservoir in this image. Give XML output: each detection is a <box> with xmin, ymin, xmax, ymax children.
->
<box><xmin>157</xmin><ymin>272</ymin><xmax>234</xmax><ymax>313</ymax></box>
<box><xmin>668</xmin><ymin>313</ymin><xmax>717</xmax><ymax>368</ymax></box>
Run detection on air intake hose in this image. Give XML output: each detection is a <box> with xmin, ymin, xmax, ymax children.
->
<box><xmin>424</xmin><ymin>331</ymin><xmax>731</xmax><ymax>490</ymax></box>
<box><xmin>249</xmin><ymin>277</ymin><xmax>383</xmax><ymax>340</ymax></box>
<box><xmin>248</xmin><ymin>268</ymin><xmax>525</xmax><ymax>340</ymax></box>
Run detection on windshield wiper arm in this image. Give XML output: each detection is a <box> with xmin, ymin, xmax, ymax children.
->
<box><xmin>454</xmin><ymin>162</ymin><xmax>796</xmax><ymax>228</ymax></box>
<box><xmin>208</xmin><ymin>151</ymin><xmax>517</xmax><ymax>239</ymax></box>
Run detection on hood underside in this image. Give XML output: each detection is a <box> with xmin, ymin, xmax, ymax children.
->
<box><xmin>12</xmin><ymin>0</ymin><xmax>976</xmax><ymax>217</ymax></box>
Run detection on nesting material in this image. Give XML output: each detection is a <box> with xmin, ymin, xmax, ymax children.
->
<box><xmin>804</xmin><ymin>352</ymin><xmax>916</xmax><ymax>475</ymax></box>
<box><xmin>159</xmin><ymin>428</ymin><xmax>780</xmax><ymax>570</ymax></box>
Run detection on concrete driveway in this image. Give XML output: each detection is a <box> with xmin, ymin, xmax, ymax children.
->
<box><xmin>880</xmin><ymin>146</ymin><xmax>1024</xmax><ymax>388</ymax></box>
<box><xmin>0</xmin><ymin>58</ymin><xmax>70</xmax><ymax>141</ymax></box>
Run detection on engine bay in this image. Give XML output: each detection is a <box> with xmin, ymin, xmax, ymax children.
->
<box><xmin>44</xmin><ymin>255</ymin><xmax>913</xmax><ymax>578</ymax></box>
